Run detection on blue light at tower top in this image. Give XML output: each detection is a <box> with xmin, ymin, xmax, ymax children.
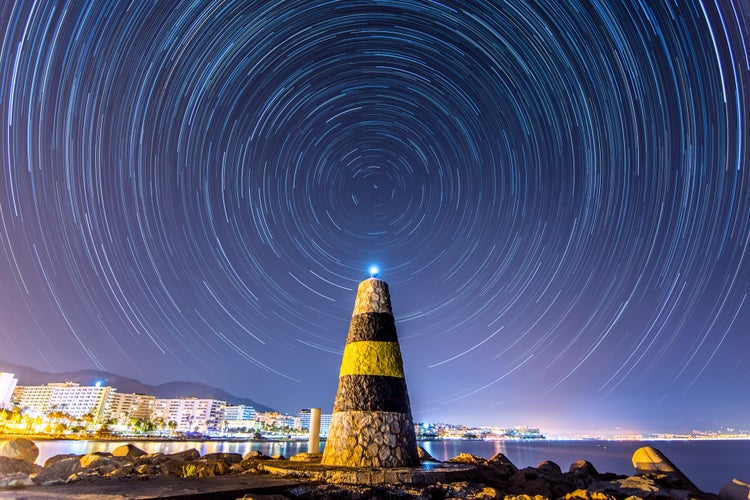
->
<box><xmin>369</xmin><ymin>265</ymin><xmax>380</xmax><ymax>278</ymax></box>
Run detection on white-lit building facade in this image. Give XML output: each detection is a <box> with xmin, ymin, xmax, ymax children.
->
<box><xmin>107</xmin><ymin>392</ymin><xmax>155</xmax><ymax>423</ymax></box>
<box><xmin>13</xmin><ymin>382</ymin><xmax>114</xmax><ymax>423</ymax></box>
<box><xmin>222</xmin><ymin>404</ymin><xmax>256</xmax><ymax>432</ymax></box>
<box><xmin>151</xmin><ymin>397</ymin><xmax>225</xmax><ymax>433</ymax></box>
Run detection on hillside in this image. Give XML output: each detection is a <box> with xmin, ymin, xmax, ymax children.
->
<box><xmin>0</xmin><ymin>359</ymin><xmax>275</xmax><ymax>413</ymax></box>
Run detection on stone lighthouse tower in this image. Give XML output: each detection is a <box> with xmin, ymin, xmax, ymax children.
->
<box><xmin>321</xmin><ymin>277</ymin><xmax>420</xmax><ymax>467</ymax></box>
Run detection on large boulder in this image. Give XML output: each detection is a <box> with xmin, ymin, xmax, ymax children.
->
<box><xmin>201</xmin><ymin>452</ymin><xmax>242</xmax><ymax>464</ymax></box>
<box><xmin>243</xmin><ymin>450</ymin><xmax>271</xmax><ymax>460</ymax></box>
<box><xmin>0</xmin><ymin>472</ymin><xmax>35</xmax><ymax>488</ymax></box>
<box><xmin>720</xmin><ymin>478</ymin><xmax>750</xmax><ymax>500</ymax></box>
<box><xmin>112</xmin><ymin>444</ymin><xmax>147</xmax><ymax>458</ymax></box>
<box><xmin>447</xmin><ymin>453</ymin><xmax>486</xmax><ymax>465</ymax></box>
<box><xmin>589</xmin><ymin>476</ymin><xmax>664</xmax><ymax>498</ymax></box>
<box><xmin>289</xmin><ymin>452</ymin><xmax>322</xmax><ymax>462</ymax></box>
<box><xmin>135</xmin><ymin>452</ymin><xmax>170</xmax><ymax>466</ymax></box>
<box><xmin>33</xmin><ymin>456</ymin><xmax>82</xmax><ymax>485</ymax></box>
<box><xmin>0</xmin><ymin>456</ymin><xmax>43</xmax><ymax>475</ymax></box>
<box><xmin>480</xmin><ymin>452</ymin><xmax>518</xmax><ymax>482</ymax></box>
<box><xmin>44</xmin><ymin>453</ymin><xmax>78</xmax><ymax>468</ymax></box>
<box><xmin>417</xmin><ymin>446</ymin><xmax>438</xmax><ymax>462</ymax></box>
<box><xmin>0</xmin><ymin>438</ymin><xmax>39</xmax><ymax>463</ymax></box>
<box><xmin>569</xmin><ymin>460</ymin><xmax>599</xmax><ymax>477</ymax></box>
<box><xmin>156</xmin><ymin>459</ymin><xmax>188</xmax><ymax>477</ymax></box>
<box><xmin>168</xmin><ymin>448</ymin><xmax>200</xmax><ymax>462</ymax></box>
<box><xmin>79</xmin><ymin>453</ymin><xmax>120</xmax><ymax>470</ymax></box>
<box><xmin>537</xmin><ymin>460</ymin><xmax>562</xmax><ymax>477</ymax></box>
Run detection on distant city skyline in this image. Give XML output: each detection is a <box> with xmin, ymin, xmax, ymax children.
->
<box><xmin>1</xmin><ymin>1</ymin><xmax>748</xmax><ymax>435</ymax></box>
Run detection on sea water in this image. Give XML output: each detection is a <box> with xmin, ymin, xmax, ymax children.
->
<box><xmin>421</xmin><ymin>439</ymin><xmax>750</xmax><ymax>493</ymax></box>
<box><xmin>21</xmin><ymin>438</ymin><xmax>750</xmax><ymax>494</ymax></box>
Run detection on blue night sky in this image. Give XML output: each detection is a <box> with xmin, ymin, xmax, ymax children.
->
<box><xmin>1</xmin><ymin>1</ymin><xmax>748</xmax><ymax>435</ymax></box>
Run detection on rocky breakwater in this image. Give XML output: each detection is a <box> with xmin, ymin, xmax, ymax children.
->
<box><xmin>0</xmin><ymin>438</ymin><xmax>280</xmax><ymax>489</ymax></box>
<box><xmin>1</xmin><ymin>438</ymin><xmax>748</xmax><ymax>499</ymax></box>
<box><xmin>288</xmin><ymin>448</ymin><xmax>721</xmax><ymax>499</ymax></box>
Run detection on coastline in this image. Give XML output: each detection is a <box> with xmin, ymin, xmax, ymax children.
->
<box><xmin>2</xmin><ymin>437</ymin><xmax>746</xmax><ymax>498</ymax></box>
<box><xmin>4</xmin><ymin>432</ymin><xmax>750</xmax><ymax>442</ymax></box>
<box><xmin>3</xmin><ymin>436</ymin><xmax>749</xmax><ymax>495</ymax></box>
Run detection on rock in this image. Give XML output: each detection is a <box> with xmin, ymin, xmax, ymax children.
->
<box><xmin>135</xmin><ymin>463</ymin><xmax>159</xmax><ymax>475</ymax></box>
<box><xmin>112</xmin><ymin>444</ymin><xmax>147</xmax><ymax>458</ymax></box>
<box><xmin>271</xmin><ymin>454</ymin><xmax>285</xmax><ymax>460</ymax></box>
<box><xmin>290</xmin><ymin>452</ymin><xmax>322</xmax><ymax>462</ymax></box>
<box><xmin>589</xmin><ymin>476</ymin><xmax>662</xmax><ymax>497</ymax></box>
<box><xmin>135</xmin><ymin>452</ymin><xmax>169</xmax><ymax>466</ymax></box>
<box><xmin>569</xmin><ymin>460</ymin><xmax>599</xmax><ymax>477</ymax></box>
<box><xmin>509</xmin><ymin>470</ymin><xmax>528</xmax><ymax>489</ymax></box>
<box><xmin>33</xmin><ymin>456</ymin><xmax>82</xmax><ymax>485</ymax></box>
<box><xmin>448</xmin><ymin>453</ymin><xmax>486</xmax><ymax>465</ymax></box>
<box><xmin>488</xmin><ymin>452</ymin><xmax>515</xmax><ymax>467</ymax></box>
<box><xmin>474</xmin><ymin>486</ymin><xmax>500</xmax><ymax>498</ymax></box>
<box><xmin>213</xmin><ymin>460</ymin><xmax>231</xmax><ymax>476</ymax></box>
<box><xmin>562</xmin><ymin>490</ymin><xmax>617</xmax><ymax>500</ymax></box>
<box><xmin>237</xmin><ymin>495</ymin><xmax>290</xmax><ymax>500</ymax></box>
<box><xmin>156</xmin><ymin>459</ymin><xmax>189</xmax><ymax>477</ymax></box>
<box><xmin>244</xmin><ymin>450</ymin><xmax>270</xmax><ymax>460</ymax></box>
<box><xmin>79</xmin><ymin>453</ymin><xmax>118</xmax><ymax>469</ymax></box>
<box><xmin>0</xmin><ymin>438</ymin><xmax>39</xmax><ymax>463</ymax></box>
<box><xmin>104</xmin><ymin>464</ymin><xmax>135</xmax><ymax>478</ymax></box>
<box><xmin>229</xmin><ymin>462</ymin><xmax>245</xmax><ymax>473</ymax></box>
<box><xmin>201</xmin><ymin>452</ymin><xmax>242</xmax><ymax>464</ymax></box>
<box><xmin>44</xmin><ymin>454</ymin><xmax>78</xmax><ymax>468</ymax></box>
<box><xmin>0</xmin><ymin>456</ymin><xmax>43</xmax><ymax>475</ymax></box>
<box><xmin>417</xmin><ymin>446</ymin><xmax>438</xmax><ymax>461</ymax></box>
<box><xmin>0</xmin><ymin>472</ymin><xmax>35</xmax><ymax>488</ymax></box>
<box><xmin>195</xmin><ymin>462</ymin><xmax>216</xmax><ymax>477</ymax></box>
<box><xmin>168</xmin><ymin>448</ymin><xmax>200</xmax><ymax>461</ymax></box>
<box><xmin>720</xmin><ymin>478</ymin><xmax>750</xmax><ymax>500</ymax></box>
<box><xmin>537</xmin><ymin>460</ymin><xmax>562</xmax><ymax>476</ymax></box>
<box><xmin>236</xmin><ymin>458</ymin><xmax>264</xmax><ymax>472</ymax></box>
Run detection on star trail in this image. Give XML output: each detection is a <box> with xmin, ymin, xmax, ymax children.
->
<box><xmin>1</xmin><ymin>0</ymin><xmax>748</xmax><ymax>434</ymax></box>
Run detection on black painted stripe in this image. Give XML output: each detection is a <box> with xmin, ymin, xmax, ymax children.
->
<box><xmin>332</xmin><ymin>374</ymin><xmax>412</xmax><ymax>413</ymax></box>
<box><xmin>345</xmin><ymin>312</ymin><xmax>398</xmax><ymax>343</ymax></box>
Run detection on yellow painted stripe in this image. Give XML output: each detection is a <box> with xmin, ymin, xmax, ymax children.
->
<box><xmin>339</xmin><ymin>341</ymin><xmax>404</xmax><ymax>378</ymax></box>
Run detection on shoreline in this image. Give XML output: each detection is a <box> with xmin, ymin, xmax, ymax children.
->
<box><xmin>3</xmin><ymin>433</ymin><xmax>750</xmax><ymax>443</ymax></box>
<box><xmin>2</xmin><ymin>438</ymin><xmax>744</xmax><ymax>498</ymax></box>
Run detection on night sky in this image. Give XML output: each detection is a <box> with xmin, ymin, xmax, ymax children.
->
<box><xmin>1</xmin><ymin>1</ymin><xmax>748</xmax><ymax>435</ymax></box>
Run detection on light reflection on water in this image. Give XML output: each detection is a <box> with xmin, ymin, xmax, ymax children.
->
<box><xmin>29</xmin><ymin>439</ymin><xmax>321</xmax><ymax>465</ymax></box>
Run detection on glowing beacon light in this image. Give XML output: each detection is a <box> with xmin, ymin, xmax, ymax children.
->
<box><xmin>369</xmin><ymin>265</ymin><xmax>380</xmax><ymax>278</ymax></box>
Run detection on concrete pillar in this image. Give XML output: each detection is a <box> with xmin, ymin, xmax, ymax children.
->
<box><xmin>321</xmin><ymin>278</ymin><xmax>419</xmax><ymax>467</ymax></box>
<box><xmin>308</xmin><ymin>407</ymin><xmax>321</xmax><ymax>454</ymax></box>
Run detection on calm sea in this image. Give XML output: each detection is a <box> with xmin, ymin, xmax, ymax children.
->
<box><xmin>12</xmin><ymin>438</ymin><xmax>750</xmax><ymax>494</ymax></box>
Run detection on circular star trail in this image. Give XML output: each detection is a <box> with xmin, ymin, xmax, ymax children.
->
<box><xmin>1</xmin><ymin>0</ymin><xmax>748</xmax><ymax>432</ymax></box>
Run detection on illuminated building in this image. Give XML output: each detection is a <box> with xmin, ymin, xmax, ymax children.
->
<box><xmin>13</xmin><ymin>382</ymin><xmax>115</xmax><ymax>423</ymax></box>
<box><xmin>221</xmin><ymin>404</ymin><xmax>256</xmax><ymax>433</ymax></box>
<box><xmin>151</xmin><ymin>398</ymin><xmax>225</xmax><ymax>433</ymax></box>
<box><xmin>107</xmin><ymin>392</ymin><xmax>155</xmax><ymax>423</ymax></box>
